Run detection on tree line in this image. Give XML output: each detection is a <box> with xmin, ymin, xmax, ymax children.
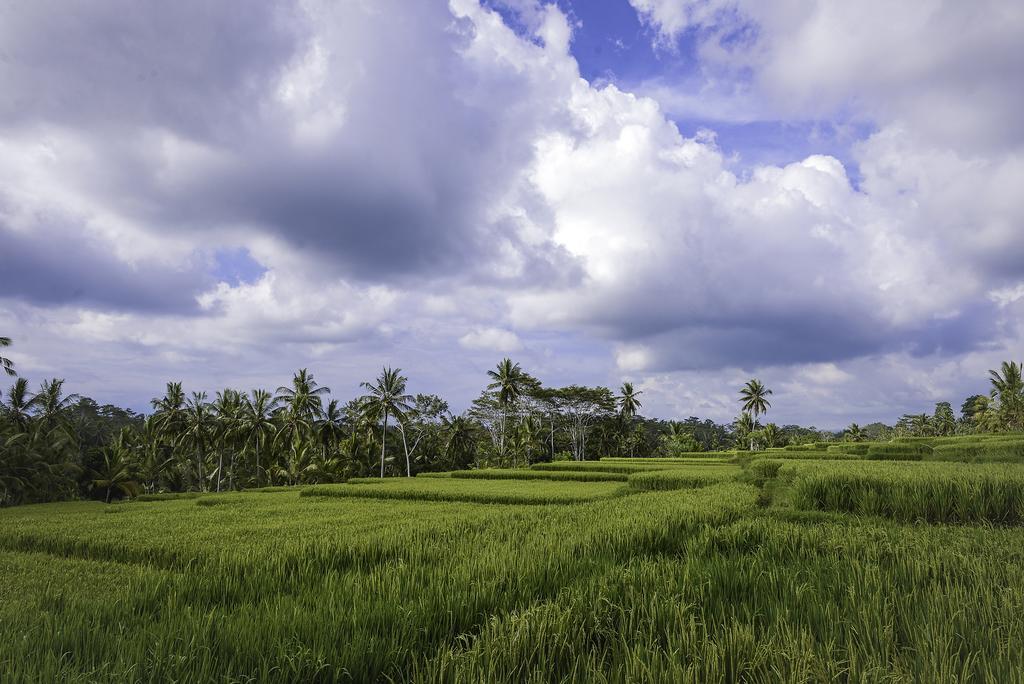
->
<box><xmin>1</xmin><ymin>336</ymin><xmax>1021</xmax><ymax>505</ymax></box>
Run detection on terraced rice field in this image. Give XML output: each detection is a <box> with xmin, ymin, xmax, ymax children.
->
<box><xmin>1</xmin><ymin>452</ymin><xmax>1023</xmax><ymax>681</ymax></box>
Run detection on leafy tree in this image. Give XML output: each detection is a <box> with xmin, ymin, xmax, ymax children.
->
<box><xmin>547</xmin><ymin>386</ymin><xmax>615</xmax><ymax>461</ymax></box>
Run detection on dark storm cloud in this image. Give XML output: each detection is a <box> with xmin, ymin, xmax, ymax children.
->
<box><xmin>0</xmin><ymin>213</ymin><xmax>209</xmax><ymax>312</ymax></box>
<box><xmin>0</xmin><ymin>0</ymin><xmax>304</xmax><ymax>142</ymax></box>
<box><xmin>0</xmin><ymin>0</ymin><xmax>575</xmax><ymax>293</ymax></box>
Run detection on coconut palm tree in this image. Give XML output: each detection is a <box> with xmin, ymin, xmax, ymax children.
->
<box><xmin>0</xmin><ymin>337</ymin><xmax>16</xmax><ymax>377</ymax></box>
<box><xmin>316</xmin><ymin>399</ymin><xmax>346</xmax><ymax>474</ymax></box>
<box><xmin>274</xmin><ymin>369</ymin><xmax>330</xmax><ymax>422</ymax></box>
<box><xmin>617</xmin><ymin>382</ymin><xmax>643</xmax><ymax>456</ymax></box>
<box><xmin>241</xmin><ymin>389</ymin><xmax>276</xmax><ymax>487</ymax></box>
<box><xmin>734</xmin><ymin>412</ymin><xmax>755</xmax><ymax>449</ymax></box>
<box><xmin>211</xmin><ymin>389</ymin><xmax>243</xmax><ymax>491</ymax></box>
<box><xmin>151</xmin><ymin>382</ymin><xmax>187</xmax><ymax>466</ymax></box>
<box><xmin>92</xmin><ymin>435</ymin><xmax>140</xmax><ymax>503</ymax></box>
<box><xmin>1</xmin><ymin>378</ymin><xmax>37</xmax><ymax>431</ymax></box>
<box><xmin>443</xmin><ymin>414</ymin><xmax>478</xmax><ymax>470</ymax></box>
<box><xmin>182</xmin><ymin>392</ymin><xmax>214</xmax><ymax>490</ymax></box>
<box><xmin>762</xmin><ymin>423</ymin><xmax>783</xmax><ymax>448</ymax></box>
<box><xmin>34</xmin><ymin>378</ymin><xmax>79</xmax><ymax>427</ymax></box>
<box><xmin>486</xmin><ymin>358</ymin><xmax>531</xmax><ymax>463</ymax></box>
<box><xmin>989</xmin><ymin>361</ymin><xmax>1024</xmax><ymax>430</ymax></box>
<box><xmin>617</xmin><ymin>382</ymin><xmax>643</xmax><ymax>419</ymax></box>
<box><xmin>739</xmin><ymin>379</ymin><xmax>772</xmax><ymax>450</ymax></box>
<box><xmin>360</xmin><ymin>367</ymin><xmax>412</xmax><ymax>477</ymax></box>
<box><xmin>844</xmin><ymin>423</ymin><xmax>864</xmax><ymax>442</ymax></box>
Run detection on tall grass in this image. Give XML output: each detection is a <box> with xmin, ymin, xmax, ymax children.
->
<box><xmin>302</xmin><ymin>477</ymin><xmax>627</xmax><ymax>504</ymax></box>
<box><xmin>448</xmin><ymin>468</ymin><xmax>628</xmax><ymax>482</ymax></box>
<box><xmin>785</xmin><ymin>461</ymin><xmax>1024</xmax><ymax>524</ymax></box>
<box><xmin>3</xmin><ymin>455</ymin><xmax>1024</xmax><ymax>681</ymax></box>
<box><xmin>866</xmin><ymin>442</ymin><xmax>932</xmax><ymax>460</ymax></box>
<box><xmin>627</xmin><ymin>466</ymin><xmax>740</xmax><ymax>491</ymax></box>
<box><xmin>531</xmin><ymin>461</ymin><xmax>720</xmax><ymax>474</ymax></box>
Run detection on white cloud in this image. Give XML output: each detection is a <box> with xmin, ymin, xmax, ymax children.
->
<box><xmin>459</xmin><ymin>327</ymin><xmax>523</xmax><ymax>353</ymax></box>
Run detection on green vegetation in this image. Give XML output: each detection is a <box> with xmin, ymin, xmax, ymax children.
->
<box><xmin>2</xmin><ymin>467</ymin><xmax>1023</xmax><ymax>680</ymax></box>
<box><xmin>757</xmin><ymin>459</ymin><xmax>1024</xmax><ymax>524</ymax></box>
<box><xmin>3</xmin><ymin>336</ymin><xmax>1024</xmax><ymax>679</ymax></box>
<box><xmin>303</xmin><ymin>477</ymin><xmax>626</xmax><ymax>504</ymax></box>
<box><xmin>448</xmin><ymin>468</ymin><xmax>628</xmax><ymax>482</ymax></box>
<box><xmin>626</xmin><ymin>466</ymin><xmax>741</xmax><ymax>491</ymax></box>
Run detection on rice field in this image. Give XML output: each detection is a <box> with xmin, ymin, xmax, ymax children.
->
<box><xmin>1</xmin><ymin>451</ymin><xmax>1023</xmax><ymax>681</ymax></box>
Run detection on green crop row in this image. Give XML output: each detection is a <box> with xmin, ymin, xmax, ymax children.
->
<box><xmin>781</xmin><ymin>461</ymin><xmax>1024</xmax><ymax>524</ymax></box>
<box><xmin>626</xmin><ymin>466</ymin><xmax>740</xmax><ymax>492</ymax></box>
<box><xmin>531</xmin><ymin>461</ymin><xmax>713</xmax><ymax>474</ymax></box>
<box><xmin>447</xmin><ymin>468</ymin><xmax>628</xmax><ymax>482</ymax></box>
<box><xmin>302</xmin><ymin>477</ymin><xmax>627</xmax><ymax>505</ymax></box>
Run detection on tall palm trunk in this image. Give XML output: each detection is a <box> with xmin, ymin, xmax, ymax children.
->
<box><xmin>400</xmin><ymin>424</ymin><xmax>412</xmax><ymax>477</ymax></box>
<box><xmin>380</xmin><ymin>410</ymin><xmax>389</xmax><ymax>478</ymax></box>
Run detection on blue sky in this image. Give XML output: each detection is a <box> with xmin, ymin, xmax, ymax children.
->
<box><xmin>1</xmin><ymin>0</ymin><xmax>1022</xmax><ymax>427</ymax></box>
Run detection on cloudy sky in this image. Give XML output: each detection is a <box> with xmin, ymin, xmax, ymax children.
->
<box><xmin>1</xmin><ymin>0</ymin><xmax>1022</xmax><ymax>427</ymax></box>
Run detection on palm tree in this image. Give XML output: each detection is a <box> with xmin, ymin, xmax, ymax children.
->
<box><xmin>151</xmin><ymin>382</ymin><xmax>187</xmax><ymax>467</ymax></box>
<box><xmin>989</xmin><ymin>361</ymin><xmax>1024</xmax><ymax>430</ymax></box>
<box><xmin>360</xmin><ymin>367</ymin><xmax>412</xmax><ymax>477</ymax></box>
<box><xmin>443</xmin><ymin>414</ymin><xmax>477</xmax><ymax>470</ymax></box>
<box><xmin>617</xmin><ymin>382</ymin><xmax>643</xmax><ymax>419</ymax></box>
<box><xmin>34</xmin><ymin>378</ymin><xmax>79</xmax><ymax>426</ymax></box>
<box><xmin>844</xmin><ymin>423</ymin><xmax>863</xmax><ymax>442</ymax></box>
<box><xmin>762</xmin><ymin>423</ymin><xmax>783</xmax><ymax>448</ymax></box>
<box><xmin>1</xmin><ymin>378</ymin><xmax>37</xmax><ymax>431</ymax></box>
<box><xmin>182</xmin><ymin>392</ymin><xmax>214</xmax><ymax>490</ymax></box>
<box><xmin>739</xmin><ymin>379</ymin><xmax>772</xmax><ymax>450</ymax></box>
<box><xmin>241</xmin><ymin>389</ymin><xmax>276</xmax><ymax>487</ymax></box>
<box><xmin>486</xmin><ymin>358</ymin><xmax>530</xmax><ymax>463</ymax></box>
<box><xmin>0</xmin><ymin>337</ymin><xmax>16</xmax><ymax>377</ymax></box>
<box><xmin>92</xmin><ymin>435</ymin><xmax>140</xmax><ymax>503</ymax></box>
<box><xmin>617</xmin><ymin>382</ymin><xmax>643</xmax><ymax>457</ymax></box>
<box><xmin>275</xmin><ymin>369</ymin><xmax>330</xmax><ymax>421</ymax></box>
<box><xmin>316</xmin><ymin>399</ymin><xmax>346</xmax><ymax>474</ymax></box>
<box><xmin>211</xmin><ymin>389</ymin><xmax>243</xmax><ymax>491</ymax></box>
<box><xmin>734</xmin><ymin>413</ymin><xmax>755</xmax><ymax>449</ymax></box>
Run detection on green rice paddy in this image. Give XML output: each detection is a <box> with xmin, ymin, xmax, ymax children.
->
<box><xmin>1</xmin><ymin>447</ymin><xmax>1023</xmax><ymax>681</ymax></box>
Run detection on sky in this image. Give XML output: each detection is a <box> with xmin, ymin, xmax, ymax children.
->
<box><xmin>1</xmin><ymin>0</ymin><xmax>1022</xmax><ymax>428</ymax></box>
